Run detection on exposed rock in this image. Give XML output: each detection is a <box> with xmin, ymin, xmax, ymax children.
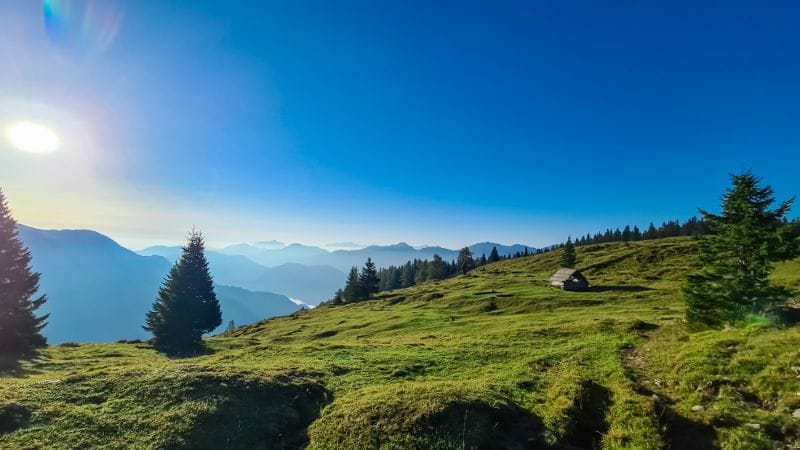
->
<box><xmin>745</xmin><ymin>423</ymin><xmax>760</xmax><ymax>430</ymax></box>
<box><xmin>792</xmin><ymin>409</ymin><xmax>800</xmax><ymax>419</ymax></box>
<box><xmin>691</xmin><ymin>405</ymin><xmax>704</xmax><ymax>412</ymax></box>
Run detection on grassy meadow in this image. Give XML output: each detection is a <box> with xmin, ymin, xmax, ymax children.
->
<box><xmin>1</xmin><ymin>237</ymin><xmax>799</xmax><ymax>449</ymax></box>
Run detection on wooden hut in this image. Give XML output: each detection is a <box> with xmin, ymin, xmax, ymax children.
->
<box><xmin>549</xmin><ymin>268</ymin><xmax>589</xmax><ymax>291</ymax></box>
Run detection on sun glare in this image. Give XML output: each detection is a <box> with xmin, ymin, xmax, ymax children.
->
<box><xmin>5</xmin><ymin>121</ymin><xmax>61</xmax><ymax>153</ymax></box>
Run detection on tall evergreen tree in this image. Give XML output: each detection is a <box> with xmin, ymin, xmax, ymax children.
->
<box><xmin>343</xmin><ymin>266</ymin><xmax>360</xmax><ymax>302</ymax></box>
<box><xmin>0</xmin><ymin>189</ymin><xmax>48</xmax><ymax>358</ymax></box>
<box><xmin>330</xmin><ymin>289</ymin><xmax>344</xmax><ymax>305</ymax></box>
<box><xmin>457</xmin><ymin>247</ymin><xmax>474</xmax><ymax>275</ymax></box>
<box><xmin>488</xmin><ymin>246</ymin><xmax>500</xmax><ymax>263</ymax></box>
<box><xmin>143</xmin><ymin>230</ymin><xmax>221</xmax><ymax>354</ymax></box>
<box><xmin>560</xmin><ymin>237</ymin><xmax>577</xmax><ymax>268</ymax></box>
<box><xmin>401</xmin><ymin>262</ymin><xmax>416</xmax><ymax>288</ymax></box>
<box><xmin>428</xmin><ymin>254</ymin><xmax>448</xmax><ymax>280</ymax></box>
<box><xmin>684</xmin><ymin>172</ymin><xmax>795</xmax><ymax>328</ymax></box>
<box><xmin>358</xmin><ymin>258</ymin><xmax>380</xmax><ymax>299</ymax></box>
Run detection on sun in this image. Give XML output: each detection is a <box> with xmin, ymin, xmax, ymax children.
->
<box><xmin>4</xmin><ymin>121</ymin><xmax>61</xmax><ymax>153</ymax></box>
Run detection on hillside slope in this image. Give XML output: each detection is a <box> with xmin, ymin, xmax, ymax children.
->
<box><xmin>2</xmin><ymin>238</ymin><xmax>799</xmax><ymax>449</ymax></box>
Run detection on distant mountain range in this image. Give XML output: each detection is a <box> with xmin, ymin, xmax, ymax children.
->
<box><xmin>18</xmin><ymin>225</ymin><xmax>301</xmax><ymax>343</ymax></box>
<box><xmin>138</xmin><ymin>246</ymin><xmax>345</xmax><ymax>304</ymax></box>
<box><xmin>199</xmin><ymin>241</ymin><xmax>536</xmax><ymax>272</ymax></box>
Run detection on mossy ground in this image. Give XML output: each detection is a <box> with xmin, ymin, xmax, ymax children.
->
<box><xmin>1</xmin><ymin>238</ymin><xmax>799</xmax><ymax>449</ymax></box>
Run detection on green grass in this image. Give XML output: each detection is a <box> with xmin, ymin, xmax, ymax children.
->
<box><xmin>1</xmin><ymin>237</ymin><xmax>799</xmax><ymax>449</ymax></box>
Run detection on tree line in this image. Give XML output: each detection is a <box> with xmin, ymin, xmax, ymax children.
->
<box><xmin>570</xmin><ymin>216</ymin><xmax>711</xmax><ymax>247</ymax></box>
<box><xmin>328</xmin><ymin>246</ymin><xmax>538</xmax><ymax>304</ymax></box>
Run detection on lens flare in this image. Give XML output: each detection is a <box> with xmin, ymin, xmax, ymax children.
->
<box><xmin>5</xmin><ymin>122</ymin><xmax>61</xmax><ymax>154</ymax></box>
<box><xmin>43</xmin><ymin>0</ymin><xmax>124</xmax><ymax>57</ymax></box>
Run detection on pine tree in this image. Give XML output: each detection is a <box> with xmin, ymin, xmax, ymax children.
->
<box><xmin>143</xmin><ymin>230</ymin><xmax>221</xmax><ymax>354</ymax></box>
<box><xmin>358</xmin><ymin>258</ymin><xmax>380</xmax><ymax>299</ymax></box>
<box><xmin>343</xmin><ymin>267</ymin><xmax>360</xmax><ymax>302</ymax></box>
<box><xmin>457</xmin><ymin>247</ymin><xmax>474</xmax><ymax>275</ymax></box>
<box><xmin>415</xmin><ymin>260</ymin><xmax>429</xmax><ymax>283</ymax></box>
<box><xmin>645</xmin><ymin>223</ymin><xmax>658</xmax><ymax>240</ymax></box>
<box><xmin>0</xmin><ymin>189</ymin><xmax>48</xmax><ymax>358</ymax></box>
<box><xmin>401</xmin><ymin>262</ymin><xmax>416</xmax><ymax>288</ymax></box>
<box><xmin>488</xmin><ymin>246</ymin><xmax>500</xmax><ymax>263</ymax></box>
<box><xmin>560</xmin><ymin>237</ymin><xmax>577</xmax><ymax>268</ymax></box>
<box><xmin>684</xmin><ymin>172</ymin><xmax>795</xmax><ymax>328</ymax></box>
<box><xmin>428</xmin><ymin>254</ymin><xmax>448</xmax><ymax>280</ymax></box>
<box><xmin>330</xmin><ymin>289</ymin><xmax>344</xmax><ymax>305</ymax></box>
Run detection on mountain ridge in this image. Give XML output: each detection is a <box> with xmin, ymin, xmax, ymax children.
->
<box><xmin>17</xmin><ymin>225</ymin><xmax>302</xmax><ymax>342</ymax></box>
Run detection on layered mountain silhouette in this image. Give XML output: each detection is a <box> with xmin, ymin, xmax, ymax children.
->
<box><xmin>18</xmin><ymin>225</ymin><xmax>300</xmax><ymax>343</ymax></box>
<box><xmin>204</xmin><ymin>241</ymin><xmax>536</xmax><ymax>272</ymax></box>
<box><xmin>138</xmin><ymin>246</ymin><xmax>345</xmax><ymax>304</ymax></box>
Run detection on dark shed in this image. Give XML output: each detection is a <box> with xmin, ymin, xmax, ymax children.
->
<box><xmin>549</xmin><ymin>268</ymin><xmax>589</xmax><ymax>291</ymax></box>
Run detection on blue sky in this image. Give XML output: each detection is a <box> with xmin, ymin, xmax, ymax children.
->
<box><xmin>0</xmin><ymin>0</ymin><xmax>798</xmax><ymax>249</ymax></box>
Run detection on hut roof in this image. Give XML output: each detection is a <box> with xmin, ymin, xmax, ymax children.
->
<box><xmin>549</xmin><ymin>268</ymin><xmax>581</xmax><ymax>283</ymax></box>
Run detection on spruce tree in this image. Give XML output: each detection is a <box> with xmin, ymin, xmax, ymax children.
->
<box><xmin>488</xmin><ymin>246</ymin><xmax>500</xmax><ymax>263</ymax></box>
<box><xmin>560</xmin><ymin>237</ymin><xmax>577</xmax><ymax>268</ymax></box>
<box><xmin>342</xmin><ymin>267</ymin><xmax>360</xmax><ymax>302</ymax></box>
<box><xmin>457</xmin><ymin>247</ymin><xmax>474</xmax><ymax>275</ymax></box>
<box><xmin>328</xmin><ymin>289</ymin><xmax>344</xmax><ymax>305</ymax></box>
<box><xmin>0</xmin><ymin>189</ymin><xmax>48</xmax><ymax>358</ymax></box>
<box><xmin>143</xmin><ymin>230</ymin><xmax>221</xmax><ymax>354</ymax></box>
<box><xmin>684</xmin><ymin>172</ymin><xmax>795</xmax><ymax>328</ymax></box>
<box><xmin>358</xmin><ymin>258</ymin><xmax>380</xmax><ymax>299</ymax></box>
<box><xmin>428</xmin><ymin>254</ymin><xmax>448</xmax><ymax>280</ymax></box>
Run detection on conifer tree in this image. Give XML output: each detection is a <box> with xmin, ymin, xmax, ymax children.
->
<box><xmin>358</xmin><ymin>258</ymin><xmax>380</xmax><ymax>299</ymax></box>
<box><xmin>428</xmin><ymin>254</ymin><xmax>448</xmax><ymax>280</ymax></box>
<box><xmin>415</xmin><ymin>261</ymin><xmax>429</xmax><ymax>283</ymax></box>
<box><xmin>343</xmin><ymin>267</ymin><xmax>360</xmax><ymax>302</ymax></box>
<box><xmin>488</xmin><ymin>246</ymin><xmax>500</xmax><ymax>263</ymax></box>
<box><xmin>143</xmin><ymin>230</ymin><xmax>221</xmax><ymax>354</ymax></box>
<box><xmin>457</xmin><ymin>247</ymin><xmax>474</xmax><ymax>275</ymax></box>
<box><xmin>401</xmin><ymin>262</ymin><xmax>416</xmax><ymax>288</ymax></box>
<box><xmin>331</xmin><ymin>288</ymin><xmax>344</xmax><ymax>305</ymax></box>
<box><xmin>684</xmin><ymin>172</ymin><xmax>795</xmax><ymax>328</ymax></box>
<box><xmin>645</xmin><ymin>223</ymin><xmax>658</xmax><ymax>240</ymax></box>
<box><xmin>560</xmin><ymin>237</ymin><xmax>577</xmax><ymax>268</ymax></box>
<box><xmin>0</xmin><ymin>189</ymin><xmax>48</xmax><ymax>358</ymax></box>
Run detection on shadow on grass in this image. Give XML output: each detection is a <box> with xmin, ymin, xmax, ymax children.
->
<box><xmin>587</xmin><ymin>285</ymin><xmax>654</xmax><ymax>293</ymax></box>
<box><xmin>657</xmin><ymin>405</ymin><xmax>719</xmax><ymax>450</ymax></box>
<box><xmin>0</xmin><ymin>402</ymin><xmax>31</xmax><ymax>435</ymax></box>
<box><xmin>155</xmin><ymin>342</ymin><xmax>215</xmax><ymax>359</ymax></box>
<box><xmin>0</xmin><ymin>352</ymin><xmax>44</xmax><ymax>378</ymax></box>
<box><xmin>561</xmin><ymin>381</ymin><xmax>612</xmax><ymax>449</ymax></box>
<box><xmin>0</xmin><ymin>358</ymin><xmax>24</xmax><ymax>378</ymax></box>
<box><xmin>183</xmin><ymin>377</ymin><xmax>331</xmax><ymax>450</ymax></box>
